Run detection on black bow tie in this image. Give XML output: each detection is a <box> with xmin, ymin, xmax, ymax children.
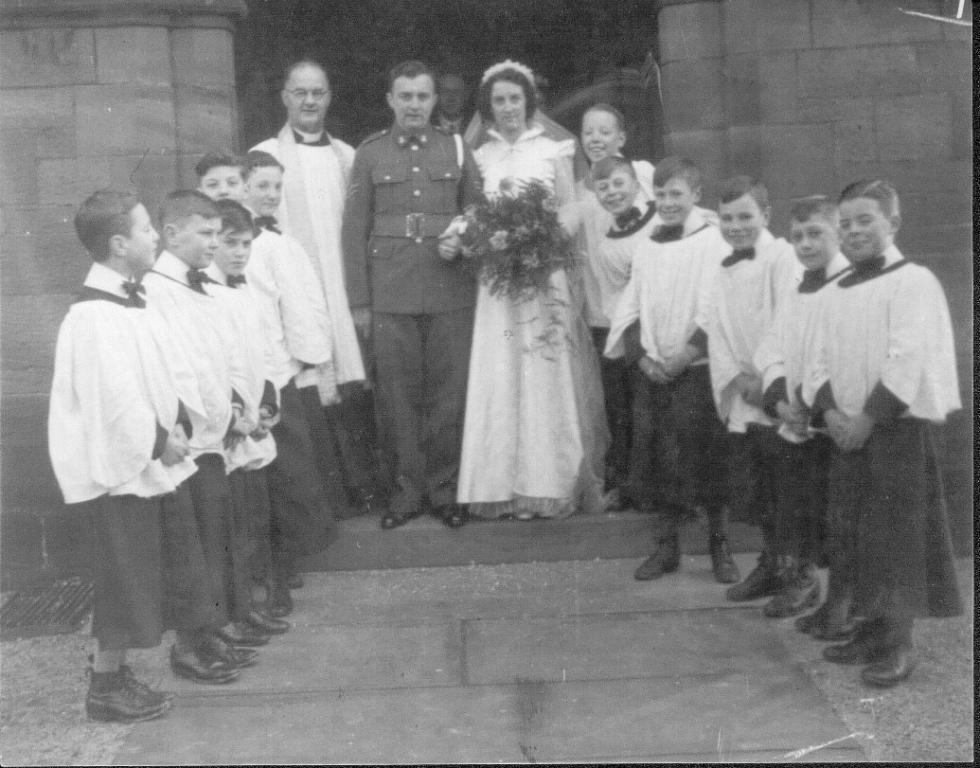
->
<box><xmin>650</xmin><ymin>224</ymin><xmax>684</xmax><ymax>243</ymax></box>
<box><xmin>798</xmin><ymin>267</ymin><xmax>826</xmax><ymax>294</ymax></box>
<box><xmin>721</xmin><ymin>247</ymin><xmax>755</xmax><ymax>267</ymax></box>
<box><xmin>852</xmin><ymin>254</ymin><xmax>886</xmax><ymax>274</ymax></box>
<box><xmin>121</xmin><ymin>280</ymin><xmax>146</xmax><ymax>308</ymax></box>
<box><xmin>292</xmin><ymin>130</ymin><xmax>330</xmax><ymax>147</ymax></box>
<box><xmin>254</xmin><ymin>215</ymin><xmax>281</xmax><ymax>235</ymax></box>
<box><xmin>227</xmin><ymin>274</ymin><xmax>247</xmax><ymax>288</ymax></box>
<box><xmin>615</xmin><ymin>207</ymin><xmax>642</xmax><ymax>230</ymax></box>
<box><xmin>186</xmin><ymin>268</ymin><xmax>217</xmax><ymax>294</ymax></box>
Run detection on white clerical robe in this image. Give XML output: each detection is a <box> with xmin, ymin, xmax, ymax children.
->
<box><xmin>205</xmin><ymin>264</ymin><xmax>278</xmax><ymax>472</ymax></box>
<box><xmin>246</xmin><ymin>225</ymin><xmax>333</xmax><ymax>389</ymax></box>
<box><xmin>707</xmin><ymin>229</ymin><xmax>798</xmax><ymax>433</ymax></box>
<box><xmin>142</xmin><ymin>251</ymin><xmax>234</xmax><ymax>456</ymax></box>
<box><xmin>49</xmin><ymin>262</ymin><xmax>197</xmax><ymax>503</ymax></box>
<box><xmin>754</xmin><ymin>251</ymin><xmax>852</xmax><ymax>443</ymax></box>
<box><xmin>251</xmin><ymin>127</ymin><xmax>365</xmax><ymax>384</ymax></box>
<box><xmin>605</xmin><ymin>208</ymin><xmax>728</xmax><ymax>364</ymax></box>
<box><xmin>802</xmin><ymin>245</ymin><xmax>961</xmax><ymax>423</ymax></box>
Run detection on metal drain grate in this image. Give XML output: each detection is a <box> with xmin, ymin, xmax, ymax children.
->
<box><xmin>0</xmin><ymin>578</ymin><xmax>93</xmax><ymax>640</ymax></box>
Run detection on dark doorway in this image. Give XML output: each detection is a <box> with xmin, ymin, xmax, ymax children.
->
<box><xmin>236</xmin><ymin>0</ymin><xmax>664</xmax><ymax>160</ymax></box>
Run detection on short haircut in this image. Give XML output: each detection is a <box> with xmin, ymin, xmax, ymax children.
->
<box><xmin>283</xmin><ymin>58</ymin><xmax>330</xmax><ymax>89</ymax></box>
<box><xmin>790</xmin><ymin>195</ymin><xmax>839</xmax><ymax>225</ymax></box>
<box><xmin>477</xmin><ymin>66</ymin><xmax>538</xmax><ymax>123</ymax></box>
<box><xmin>387</xmin><ymin>60</ymin><xmax>436</xmax><ymax>92</ymax></box>
<box><xmin>74</xmin><ymin>189</ymin><xmax>141</xmax><ymax>263</ymax></box>
<box><xmin>583</xmin><ymin>102</ymin><xmax>626</xmax><ymax>133</ymax></box>
<box><xmin>194</xmin><ymin>150</ymin><xmax>245</xmax><ymax>180</ymax></box>
<box><xmin>158</xmin><ymin>189</ymin><xmax>219</xmax><ymax>228</ymax></box>
<box><xmin>215</xmin><ymin>199</ymin><xmax>253</xmax><ymax>235</ymax></box>
<box><xmin>653</xmin><ymin>156</ymin><xmax>701</xmax><ymax>190</ymax></box>
<box><xmin>244</xmin><ymin>150</ymin><xmax>285</xmax><ymax>178</ymax></box>
<box><xmin>838</xmin><ymin>179</ymin><xmax>900</xmax><ymax>218</ymax></box>
<box><xmin>592</xmin><ymin>156</ymin><xmax>635</xmax><ymax>183</ymax></box>
<box><xmin>718</xmin><ymin>175</ymin><xmax>770</xmax><ymax>210</ymax></box>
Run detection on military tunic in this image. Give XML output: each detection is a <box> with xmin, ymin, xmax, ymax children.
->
<box><xmin>341</xmin><ymin>124</ymin><xmax>482</xmax><ymax>509</ymax></box>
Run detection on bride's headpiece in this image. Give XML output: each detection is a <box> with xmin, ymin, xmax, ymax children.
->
<box><xmin>480</xmin><ymin>59</ymin><xmax>535</xmax><ymax>86</ymax></box>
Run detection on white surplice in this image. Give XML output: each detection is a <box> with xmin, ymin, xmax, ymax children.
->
<box><xmin>457</xmin><ymin>125</ymin><xmax>608</xmax><ymax>518</ymax></box>
<box><xmin>48</xmin><ymin>263</ymin><xmax>197</xmax><ymax>503</ymax></box>
<box><xmin>707</xmin><ymin>230</ymin><xmax>799</xmax><ymax>433</ymax></box>
<box><xmin>252</xmin><ymin>127</ymin><xmax>365</xmax><ymax>385</ymax></box>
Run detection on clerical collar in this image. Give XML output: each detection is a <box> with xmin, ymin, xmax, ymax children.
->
<box><xmin>292</xmin><ymin>129</ymin><xmax>330</xmax><ymax>146</ymax></box>
<box><xmin>608</xmin><ymin>202</ymin><xmax>656</xmax><ymax>239</ymax></box>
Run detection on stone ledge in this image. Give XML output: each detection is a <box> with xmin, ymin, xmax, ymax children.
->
<box><xmin>0</xmin><ymin>0</ymin><xmax>246</xmax><ymax>30</ymax></box>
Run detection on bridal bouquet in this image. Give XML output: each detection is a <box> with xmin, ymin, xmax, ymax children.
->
<box><xmin>447</xmin><ymin>179</ymin><xmax>575</xmax><ymax>302</ymax></box>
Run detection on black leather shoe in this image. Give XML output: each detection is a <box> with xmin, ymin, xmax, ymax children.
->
<box><xmin>169</xmin><ymin>644</ymin><xmax>240</xmax><ymax>685</ymax></box>
<box><xmin>215</xmin><ymin>621</ymin><xmax>271</xmax><ymax>647</ymax></box>
<box><xmin>435</xmin><ymin>503</ymin><xmax>468</xmax><ymax>528</ymax></box>
<box><xmin>763</xmin><ymin>569</ymin><xmax>820</xmax><ymax>618</ymax></box>
<box><xmin>267</xmin><ymin>579</ymin><xmax>294</xmax><ymax>618</ymax></box>
<box><xmin>709</xmin><ymin>533</ymin><xmax>740</xmax><ymax>584</ymax></box>
<box><xmin>286</xmin><ymin>572</ymin><xmax>304</xmax><ymax>590</ymax></box>
<box><xmin>86</xmin><ymin>672</ymin><xmax>171</xmax><ymax>723</ymax></box>
<box><xmin>381</xmin><ymin>505</ymin><xmax>423</xmax><ymax>529</ymax></box>
<box><xmin>246</xmin><ymin>609</ymin><xmax>290</xmax><ymax>634</ymax></box>
<box><xmin>725</xmin><ymin>553</ymin><xmax>781</xmax><ymax>601</ymax></box>
<box><xmin>812</xmin><ymin>614</ymin><xmax>861</xmax><ymax>641</ymax></box>
<box><xmin>822</xmin><ymin>637</ymin><xmax>881</xmax><ymax>665</ymax></box>
<box><xmin>634</xmin><ymin>536</ymin><xmax>680</xmax><ymax>580</ymax></box>
<box><xmin>861</xmin><ymin>644</ymin><xmax>916</xmax><ymax>687</ymax></box>
<box><xmin>119</xmin><ymin>665</ymin><xmax>174</xmax><ymax>705</ymax></box>
<box><xmin>204</xmin><ymin>634</ymin><xmax>259</xmax><ymax>669</ymax></box>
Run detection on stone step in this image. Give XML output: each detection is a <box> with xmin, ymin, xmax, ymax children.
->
<box><xmin>299</xmin><ymin>511</ymin><xmax>763</xmax><ymax>572</ymax></box>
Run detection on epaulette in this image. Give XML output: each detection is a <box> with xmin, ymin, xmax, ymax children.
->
<box><xmin>358</xmin><ymin>128</ymin><xmax>390</xmax><ymax>148</ymax></box>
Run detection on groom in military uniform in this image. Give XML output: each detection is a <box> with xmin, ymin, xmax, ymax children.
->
<box><xmin>342</xmin><ymin>60</ymin><xmax>482</xmax><ymax>529</ymax></box>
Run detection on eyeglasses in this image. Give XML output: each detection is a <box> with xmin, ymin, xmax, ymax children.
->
<box><xmin>285</xmin><ymin>88</ymin><xmax>329</xmax><ymax>101</ymax></box>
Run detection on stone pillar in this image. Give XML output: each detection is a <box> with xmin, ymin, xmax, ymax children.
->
<box><xmin>0</xmin><ymin>0</ymin><xmax>246</xmax><ymax>584</ymax></box>
<box><xmin>657</xmin><ymin>0</ymin><xmax>972</xmax><ymax>549</ymax></box>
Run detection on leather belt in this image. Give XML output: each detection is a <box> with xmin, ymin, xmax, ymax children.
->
<box><xmin>371</xmin><ymin>213</ymin><xmax>455</xmax><ymax>240</ymax></box>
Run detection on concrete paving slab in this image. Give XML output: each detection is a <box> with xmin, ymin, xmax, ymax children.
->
<box><xmin>290</xmin><ymin>553</ymin><xmax>772</xmax><ymax>627</ymax></box>
<box><xmin>117</xmin><ymin>672</ymin><xmax>858</xmax><ymax>765</ymax></box>
<box><xmin>166</xmin><ymin>621</ymin><xmax>463</xmax><ymax>698</ymax></box>
<box><xmin>462</xmin><ymin>607</ymin><xmax>789</xmax><ymax>684</ymax></box>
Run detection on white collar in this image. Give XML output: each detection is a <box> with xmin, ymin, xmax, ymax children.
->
<box><xmin>152</xmin><ymin>250</ymin><xmax>194</xmax><ymax>285</ymax></box>
<box><xmin>826</xmin><ymin>251</ymin><xmax>852</xmax><ymax>276</ymax></box>
<box><xmin>881</xmin><ymin>243</ymin><xmax>904</xmax><ymax>267</ymax></box>
<box><xmin>84</xmin><ymin>262</ymin><xmax>133</xmax><ymax>298</ymax></box>
<box><xmin>204</xmin><ymin>262</ymin><xmax>228</xmax><ymax>284</ymax></box>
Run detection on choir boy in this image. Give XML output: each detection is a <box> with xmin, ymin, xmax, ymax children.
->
<box><xmin>204</xmin><ymin>199</ymin><xmax>290</xmax><ymax>641</ymax></box>
<box><xmin>706</xmin><ymin>177</ymin><xmax>799</xmax><ymax>606</ymax></box>
<box><xmin>802</xmin><ymin>180</ymin><xmax>962</xmax><ymax>687</ymax></box>
<box><xmin>195</xmin><ymin>150</ymin><xmax>247</xmax><ymax>202</ymax></box>
<box><xmin>605</xmin><ymin>156</ymin><xmax>738</xmax><ymax>584</ymax></box>
<box><xmin>754</xmin><ymin>197</ymin><xmax>852</xmax><ymax>627</ymax></box>
<box><xmin>50</xmin><ymin>190</ymin><xmax>201</xmax><ymax>720</ymax></box>
<box><xmin>242</xmin><ymin>150</ymin><xmax>339</xmax><ymax>614</ymax></box>
<box><xmin>142</xmin><ymin>190</ymin><xmax>260</xmax><ymax>680</ymax></box>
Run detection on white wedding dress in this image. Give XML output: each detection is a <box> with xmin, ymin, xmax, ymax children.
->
<box><xmin>457</xmin><ymin>124</ymin><xmax>609</xmax><ymax>519</ymax></box>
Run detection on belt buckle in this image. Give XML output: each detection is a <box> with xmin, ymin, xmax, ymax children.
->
<box><xmin>405</xmin><ymin>213</ymin><xmax>424</xmax><ymax>238</ymax></box>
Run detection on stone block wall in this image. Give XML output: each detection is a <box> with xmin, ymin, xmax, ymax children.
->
<box><xmin>658</xmin><ymin>0</ymin><xmax>973</xmax><ymax>547</ymax></box>
<box><xmin>0</xmin><ymin>0</ymin><xmax>245</xmax><ymax>583</ymax></box>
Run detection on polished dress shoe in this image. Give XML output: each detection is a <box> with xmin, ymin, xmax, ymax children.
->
<box><xmin>822</xmin><ymin>637</ymin><xmax>882</xmax><ymax>665</ymax></box>
<box><xmin>204</xmin><ymin>634</ymin><xmax>259</xmax><ymax>669</ymax></box>
<box><xmin>246</xmin><ymin>609</ymin><xmax>290</xmax><ymax>634</ymax></box>
<box><xmin>381</xmin><ymin>504</ymin><xmax>423</xmax><ymax>530</ymax></box>
<box><xmin>708</xmin><ymin>532</ymin><xmax>740</xmax><ymax>584</ymax></box>
<box><xmin>267</xmin><ymin>578</ymin><xmax>294</xmax><ymax>618</ymax></box>
<box><xmin>634</xmin><ymin>535</ymin><xmax>680</xmax><ymax>580</ymax></box>
<box><xmin>434</xmin><ymin>503</ymin><xmax>468</xmax><ymax>528</ymax></box>
<box><xmin>763</xmin><ymin>569</ymin><xmax>820</xmax><ymax>618</ymax></box>
<box><xmin>169</xmin><ymin>644</ymin><xmax>240</xmax><ymax>684</ymax></box>
<box><xmin>286</xmin><ymin>572</ymin><xmax>304</xmax><ymax>590</ymax></box>
<box><xmin>725</xmin><ymin>552</ymin><xmax>781</xmax><ymax>601</ymax></box>
<box><xmin>86</xmin><ymin>671</ymin><xmax>171</xmax><ymax>723</ymax></box>
<box><xmin>861</xmin><ymin>644</ymin><xmax>916</xmax><ymax>687</ymax></box>
<box><xmin>215</xmin><ymin>621</ymin><xmax>270</xmax><ymax>647</ymax></box>
<box><xmin>119</xmin><ymin>664</ymin><xmax>174</xmax><ymax>705</ymax></box>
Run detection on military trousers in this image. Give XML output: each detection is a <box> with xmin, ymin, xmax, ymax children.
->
<box><xmin>373</xmin><ymin>307</ymin><xmax>474</xmax><ymax>509</ymax></box>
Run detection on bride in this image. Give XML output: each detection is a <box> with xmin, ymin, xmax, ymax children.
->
<box><xmin>456</xmin><ymin>60</ymin><xmax>608</xmax><ymax>520</ymax></box>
